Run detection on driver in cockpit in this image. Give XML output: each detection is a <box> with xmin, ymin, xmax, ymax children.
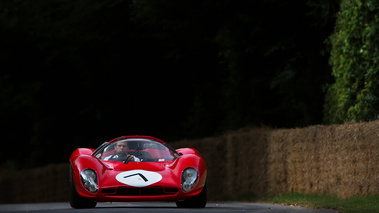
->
<box><xmin>104</xmin><ymin>140</ymin><xmax>140</xmax><ymax>162</ymax></box>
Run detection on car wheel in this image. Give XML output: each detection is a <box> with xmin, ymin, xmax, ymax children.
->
<box><xmin>176</xmin><ymin>184</ymin><xmax>207</xmax><ymax>208</ymax></box>
<box><xmin>69</xmin><ymin>166</ymin><xmax>97</xmax><ymax>209</ymax></box>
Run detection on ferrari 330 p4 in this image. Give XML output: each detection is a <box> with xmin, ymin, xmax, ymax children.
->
<box><xmin>69</xmin><ymin>135</ymin><xmax>207</xmax><ymax>208</ymax></box>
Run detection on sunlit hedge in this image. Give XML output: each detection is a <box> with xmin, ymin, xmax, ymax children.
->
<box><xmin>324</xmin><ymin>0</ymin><xmax>379</xmax><ymax>123</ymax></box>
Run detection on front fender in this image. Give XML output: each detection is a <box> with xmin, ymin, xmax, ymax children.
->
<box><xmin>169</xmin><ymin>151</ymin><xmax>207</xmax><ymax>195</ymax></box>
<box><xmin>70</xmin><ymin>148</ymin><xmax>95</xmax><ymax>162</ymax></box>
<box><xmin>70</xmin><ymin>154</ymin><xmax>107</xmax><ymax>198</ymax></box>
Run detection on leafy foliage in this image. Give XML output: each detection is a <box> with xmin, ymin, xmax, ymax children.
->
<box><xmin>324</xmin><ymin>0</ymin><xmax>379</xmax><ymax>123</ymax></box>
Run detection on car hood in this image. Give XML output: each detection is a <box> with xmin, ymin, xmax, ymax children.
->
<box><xmin>103</xmin><ymin>160</ymin><xmax>174</xmax><ymax>171</ymax></box>
<box><xmin>99</xmin><ymin>160</ymin><xmax>180</xmax><ymax>189</ymax></box>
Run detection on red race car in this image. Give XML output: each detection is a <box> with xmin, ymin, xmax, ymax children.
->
<box><xmin>69</xmin><ymin>135</ymin><xmax>207</xmax><ymax>208</ymax></box>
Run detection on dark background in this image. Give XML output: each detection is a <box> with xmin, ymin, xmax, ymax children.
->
<box><xmin>0</xmin><ymin>0</ymin><xmax>339</xmax><ymax>169</ymax></box>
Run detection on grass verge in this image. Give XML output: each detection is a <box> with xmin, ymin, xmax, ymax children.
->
<box><xmin>233</xmin><ymin>193</ymin><xmax>379</xmax><ymax>213</ymax></box>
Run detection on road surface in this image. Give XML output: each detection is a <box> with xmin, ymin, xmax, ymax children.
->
<box><xmin>0</xmin><ymin>202</ymin><xmax>339</xmax><ymax>213</ymax></box>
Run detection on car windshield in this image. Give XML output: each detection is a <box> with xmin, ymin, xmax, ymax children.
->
<box><xmin>93</xmin><ymin>139</ymin><xmax>179</xmax><ymax>162</ymax></box>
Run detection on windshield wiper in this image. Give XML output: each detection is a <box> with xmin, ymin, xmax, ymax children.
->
<box><xmin>123</xmin><ymin>147</ymin><xmax>141</xmax><ymax>164</ymax></box>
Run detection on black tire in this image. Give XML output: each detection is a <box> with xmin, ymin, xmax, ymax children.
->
<box><xmin>176</xmin><ymin>184</ymin><xmax>207</xmax><ymax>208</ymax></box>
<box><xmin>69</xmin><ymin>166</ymin><xmax>97</xmax><ymax>209</ymax></box>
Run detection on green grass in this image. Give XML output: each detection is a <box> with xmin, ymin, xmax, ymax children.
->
<box><xmin>233</xmin><ymin>192</ymin><xmax>379</xmax><ymax>213</ymax></box>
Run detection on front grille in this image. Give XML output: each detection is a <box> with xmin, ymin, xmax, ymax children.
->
<box><xmin>102</xmin><ymin>186</ymin><xmax>178</xmax><ymax>196</ymax></box>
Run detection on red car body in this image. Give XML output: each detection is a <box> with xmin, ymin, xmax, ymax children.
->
<box><xmin>69</xmin><ymin>136</ymin><xmax>207</xmax><ymax>208</ymax></box>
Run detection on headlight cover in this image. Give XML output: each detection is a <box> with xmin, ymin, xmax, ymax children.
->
<box><xmin>80</xmin><ymin>169</ymin><xmax>98</xmax><ymax>193</ymax></box>
<box><xmin>181</xmin><ymin>167</ymin><xmax>198</xmax><ymax>192</ymax></box>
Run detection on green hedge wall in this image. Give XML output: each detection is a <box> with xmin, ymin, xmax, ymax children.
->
<box><xmin>324</xmin><ymin>0</ymin><xmax>379</xmax><ymax>123</ymax></box>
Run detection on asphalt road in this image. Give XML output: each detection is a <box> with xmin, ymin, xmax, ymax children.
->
<box><xmin>0</xmin><ymin>202</ymin><xmax>338</xmax><ymax>213</ymax></box>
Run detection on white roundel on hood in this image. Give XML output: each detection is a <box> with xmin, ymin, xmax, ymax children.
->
<box><xmin>116</xmin><ymin>170</ymin><xmax>162</xmax><ymax>187</ymax></box>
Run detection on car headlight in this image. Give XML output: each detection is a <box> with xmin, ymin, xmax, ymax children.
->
<box><xmin>181</xmin><ymin>167</ymin><xmax>198</xmax><ymax>192</ymax></box>
<box><xmin>80</xmin><ymin>169</ymin><xmax>98</xmax><ymax>193</ymax></box>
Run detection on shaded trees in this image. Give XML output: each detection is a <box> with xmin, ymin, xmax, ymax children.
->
<box><xmin>0</xmin><ymin>0</ymin><xmax>339</xmax><ymax>168</ymax></box>
<box><xmin>131</xmin><ymin>0</ymin><xmax>338</xmax><ymax>132</ymax></box>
